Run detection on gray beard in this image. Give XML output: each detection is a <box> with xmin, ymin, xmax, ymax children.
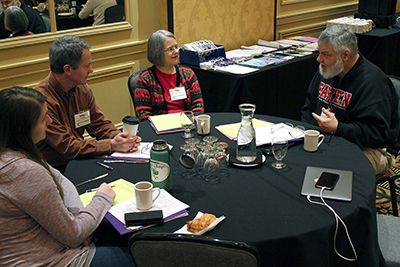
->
<box><xmin>319</xmin><ymin>59</ymin><xmax>344</xmax><ymax>79</ymax></box>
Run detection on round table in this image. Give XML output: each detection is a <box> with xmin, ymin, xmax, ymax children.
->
<box><xmin>65</xmin><ymin>112</ymin><xmax>383</xmax><ymax>267</ymax></box>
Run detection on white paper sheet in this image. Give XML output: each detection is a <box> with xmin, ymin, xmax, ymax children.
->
<box><xmin>110</xmin><ymin>142</ymin><xmax>172</xmax><ymax>160</ymax></box>
<box><xmin>255</xmin><ymin>122</ymin><xmax>305</xmax><ymax>146</ymax></box>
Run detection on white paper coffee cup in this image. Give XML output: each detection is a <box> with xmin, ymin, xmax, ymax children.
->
<box><xmin>122</xmin><ymin>116</ymin><xmax>139</xmax><ymax>136</ymax></box>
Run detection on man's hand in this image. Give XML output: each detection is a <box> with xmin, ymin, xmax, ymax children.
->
<box><xmin>110</xmin><ymin>132</ymin><xmax>142</xmax><ymax>152</ymax></box>
<box><xmin>312</xmin><ymin>107</ymin><xmax>338</xmax><ymax>133</ymax></box>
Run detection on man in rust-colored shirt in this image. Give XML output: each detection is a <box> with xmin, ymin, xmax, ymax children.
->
<box><xmin>35</xmin><ymin>35</ymin><xmax>141</xmax><ymax>172</ymax></box>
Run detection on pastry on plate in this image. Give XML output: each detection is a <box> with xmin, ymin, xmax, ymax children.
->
<box><xmin>187</xmin><ymin>213</ymin><xmax>216</xmax><ymax>233</ymax></box>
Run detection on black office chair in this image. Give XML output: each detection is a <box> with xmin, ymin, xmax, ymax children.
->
<box><xmin>129</xmin><ymin>232</ymin><xmax>261</xmax><ymax>267</ymax></box>
<box><xmin>104</xmin><ymin>5</ymin><xmax>125</xmax><ymax>24</ymax></box>
<box><xmin>376</xmin><ymin>75</ymin><xmax>400</xmax><ymax>217</ymax></box>
<box><xmin>127</xmin><ymin>69</ymin><xmax>147</xmax><ymax>105</ymax></box>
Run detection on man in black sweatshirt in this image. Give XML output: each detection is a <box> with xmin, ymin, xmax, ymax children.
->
<box><xmin>301</xmin><ymin>25</ymin><xmax>400</xmax><ymax>176</ymax></box>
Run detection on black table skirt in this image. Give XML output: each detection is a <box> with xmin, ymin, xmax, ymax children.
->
<box><xmin>65</xmin><ymin>113</ymin><xmax>383</xmax><ymax>267</ymax></box>
<box><xmin>357</xmin><ymin>27</ymin><xmax>400</xmax><ymax>76</ymax></box>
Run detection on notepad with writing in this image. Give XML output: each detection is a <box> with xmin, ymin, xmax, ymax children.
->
<box><xmin>79</xmin><ymin>178</ymin><xmax>135</xmax><ymax>207</ymax></box>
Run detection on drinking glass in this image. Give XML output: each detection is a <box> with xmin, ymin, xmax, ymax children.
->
<box><xmin>216</xmin><ymin>150</ymin><xmax>229</xmax><ymax>178</ymax></box>
<box><xmin>195</xmin><ymin>141</ymin><xmax>208</xmax><ymax>177</ymax></box>
<box><xmin>213</xmin><ymin>142</ymin><xmax>229</xmax><ymax>153</ymax></box>
<box><xmin>203</xmin><ymin>135</ymin><xmax>218</xmax><ymax>144</ymax></box>
<box><xmin>180</xmin><ymin>111</ymin><xmax>195</xmax><ymax>138</ymax></box>
<box><xmin>271</xmin><ymin>137</ymin><xmax>288</xmax><ymax>169</ymax></box>
<box><xmin>179</xmin><ymin>143</ymin><xmax>198</xmax><ymax>179</ymax></box>
<box><xmin>203</xmin><ymin>147</ymin><xmax>220</xmax><ymax>183</ymax></box>
<box><xmin>185</xmin><ymin>137</ymin><xmax>200</xmax><ymax>146</ymax></box>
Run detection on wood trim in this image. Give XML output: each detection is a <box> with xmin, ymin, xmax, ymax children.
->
<box><xmin>87</xmin><ymin>63</ymin><xmax>135</xmax><ymax>82</ymax></box>
<box><xmin>281</xmin><ymin>0</ymin><xmax>313</xmax><ymax>6</ymax></box>
<box><xmin>277</xmin><ymin>2</ymin><xmax>358</xmax><ymax>19</ymax></box>
<box><xmin>0</xmin><ymin>23</ymin><xmax>133</xmax><ymax>50</ymax></box>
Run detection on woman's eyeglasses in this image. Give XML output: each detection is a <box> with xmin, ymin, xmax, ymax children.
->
<box><xmin>164</xmin><ymin>44</ymin><xmax>179</xmax><ymax>53</ymax></box>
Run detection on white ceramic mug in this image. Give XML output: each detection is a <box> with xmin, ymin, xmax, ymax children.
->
<box><xmin>197</xmin><ymin>114</ymin><xmax>211</xmax><ymax>135</ymax></box>
<box><xmin>304</xmin><ymin>130</ymin><xmax>325</xmax><ymax>152</ymax></box>
<box><xmin>134</xmin><ymin>181</ymin><xmax>161</xmax><ymax>210</ymax></box>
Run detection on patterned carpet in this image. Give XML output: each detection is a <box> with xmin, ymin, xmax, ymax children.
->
<box><xmin>376</xmin><ymin>156</ymin><xmax>400</xmax><ymax>216</ymax></box>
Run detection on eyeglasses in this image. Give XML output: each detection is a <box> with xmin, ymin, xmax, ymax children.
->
<box><xmin>164</xmin><ymin>44</ymin><xmax>179</xmax><ymax>53</ymax></box>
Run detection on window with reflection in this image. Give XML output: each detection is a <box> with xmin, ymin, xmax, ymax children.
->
<box><xmin>0</xmin><ymin>0</ymin><xmax>125</xmax><ymax>39</ymax></box>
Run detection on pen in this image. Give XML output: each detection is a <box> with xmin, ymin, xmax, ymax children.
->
<box><xmin>97</xmin><ymin>161</ymin><xmax>113</xmax><ymax>170</ymax></box>
<box><xmin>86</xmin><ymin>185</ymin><xmax>115</xmax><ymax>193</ymax></box>
<box><xmin>75</xmin><ymin>173</ymin><xmax>108</xmax><ymax>187</ymax></box>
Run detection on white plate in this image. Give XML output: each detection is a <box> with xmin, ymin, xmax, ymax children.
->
<box><xmin>227</xmin><ymin>154</ymin><xmax>266</xmax><ymax>167</ymax></box>
<box><xmin>58</xmin><ymin>12</ymin><xmax>73</xmax><ymax>16</ymax></box>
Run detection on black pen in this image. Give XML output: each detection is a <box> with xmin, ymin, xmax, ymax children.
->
<box><xmin>96</xmin><ymin>161</ymin><xmax>113</xmax><ymax>170</ymax></box>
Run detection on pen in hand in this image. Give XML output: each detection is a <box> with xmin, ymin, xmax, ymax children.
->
<box><xmin>97</xmin><ymin>161</ymin><xmax>113</xmax><ymax>170</ymax></box>
<box><xmin>86</xmin><ymin>185</ymin><xmax>115</xmax><ymax>193</ymax></box>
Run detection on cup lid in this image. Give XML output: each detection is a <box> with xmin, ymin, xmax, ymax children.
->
<box><xmin>122</xmin><ymin>115</ymin><xmax>139</xmax><ymax>125</ymax></box>
<box><xmin>152</xmin><ymin>139</ymin><xmax>168</xmax><ymax>151</ymax></box>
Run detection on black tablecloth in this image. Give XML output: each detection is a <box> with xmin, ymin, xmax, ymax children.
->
<box><xmin>65</xmin><ymin>113</ymin><xmax>383</xmax><ymax>267</ymax></box>
<box><xmin>357</xmin><ymin>27</ymin><xmax>400</xmax><ymax>76</ymax></box>
<box><xmin>187</xmin><ymin>54</ymin><xmax>319</xmax><ymax>121</ymax></box>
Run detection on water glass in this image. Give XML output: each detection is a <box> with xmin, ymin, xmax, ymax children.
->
<box><xmin>180</xmin><ymin>111</ymin><xmax>195</xmax><ymax>139</ymax></box>
<box><xmin>271</xmin><ymin>137</ymin><xmax>288</xmax><ymax>169</ymax></box>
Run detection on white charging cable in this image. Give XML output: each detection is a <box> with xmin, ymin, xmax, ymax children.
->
<box><xmin>307</xmin><ymin>186</ymin><xmax>357</xmax><ymax>262</ymax></box>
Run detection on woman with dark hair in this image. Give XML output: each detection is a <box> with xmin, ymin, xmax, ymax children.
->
<box><xmin>0</xmin><ymin>87</ymin><xmax>135</xmax><ymax>266</ymax></box>
<box><xmin>4</xmin><ymin>5</ymin><xmax>33</xmax><ymax>37</ymax></box>
<box><xmin>131</xmin><ymin>29</ymin><xmax>204</xmax><ymax>121</ymax></box>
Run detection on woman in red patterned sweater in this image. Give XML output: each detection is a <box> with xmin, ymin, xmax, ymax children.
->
<box><xmin>132</xmin><ymin>30</ymin><xmax>204</xmax><ymax>121</ymax></box>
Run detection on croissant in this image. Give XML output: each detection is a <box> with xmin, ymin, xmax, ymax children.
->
<box><xmin>187</xmin><ymin>213</ymin><xmax>216</xmax><ymax>233</ymax></box>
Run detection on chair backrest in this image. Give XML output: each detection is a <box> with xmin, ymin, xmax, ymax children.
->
<box><xmin>129</xmin><ymin>232</ymin><xmax>260</xmax><ymax>267</ymax></box>
<box><xmin>104</xmin><ymin>5</ymin><xmax>125</xmax><ymax>24</ymax></box>
<box><xmin>388</xmin><ymin>75</ymin><xmax>400</xmax><ymax>118</ymax></box>
<box><xmin>40</xmin><ymin>15</ymin><xmax>51</xmax><ymax>32</ymax></box>
<box><xmin>127</xmin><ymin>69</ymin><xmax>147</xmax><ymax>105</ymax></box>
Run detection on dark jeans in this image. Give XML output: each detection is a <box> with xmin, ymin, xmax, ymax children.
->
<box><xmin>91</xmin><ymin>246</ymin><xmax>135</xmax><ymax>267</ymax></box>
<box><xmin>91</xmin><ymin>219</ymin><xmax>136</xmax><ymax>266</ymax></box>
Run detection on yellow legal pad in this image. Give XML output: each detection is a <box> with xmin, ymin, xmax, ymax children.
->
<box><xmin>148</xmin><ymin>113</ymin><xmax>193</xmax><ymax>134</ymax></box>
<box><xmin>215</xmin><ymin>118</ymin><xmax>273</xmax><ymax>140</ymax></box>
<box><xmin>79</xmin><ymin>178</ymin><xmax>135</xmax><ymax>207</ymax></box>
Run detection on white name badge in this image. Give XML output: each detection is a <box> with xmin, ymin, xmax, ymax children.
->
<box><xmin>320</xmin><ymin>111</ymin><xmax>328</xmax><ymax>118</ymax></box>
<box><xmin>74</xmin><ymin>110</ymin><xmax>91</xmax><ymax>128</ymax></box>
<box><xmin>169</xmin><ymin>86</ymin><xmax>187</xmax><ymax>101</ymax></box>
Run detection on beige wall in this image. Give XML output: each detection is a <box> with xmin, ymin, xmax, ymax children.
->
<box><xmin>172</xmin><ymin>0</ymin><xmax>275</xmax><ymax>51</ymax></box>
<box><xmin>276</xmin><ymin>0</ymin><xmax>358</xmax><ymax>39</ymax></box>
